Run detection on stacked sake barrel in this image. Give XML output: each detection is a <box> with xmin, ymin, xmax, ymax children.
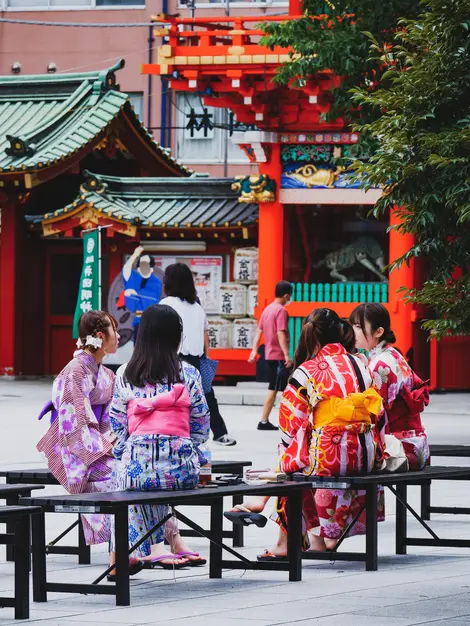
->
<box><xmin>207</xmin><ymin>247</ymin><xmax>259</xmax><ymax>350</ymax></box>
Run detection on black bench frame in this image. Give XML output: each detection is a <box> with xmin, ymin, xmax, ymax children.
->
<box><xmin>1</xmin><ymin>460</ymin><xmax>251</xmax><ymax>563</ymax></box>
<box><xmin>22</xmin><ymin>481</ymin><xmax>310</xmax><ymax>607</ymax></box>
<box><xmin>420</xmin><ymin>445</ymin><xmax>470</xmax><ymax>520</ymax></box>
<box><xmin>0</xmin><ymin>505</ymin><xmax>41</xmax><ymax>620</ymax></box>
<box><xmin>0</xmin><ymin>484</ymin><xmax>45</xmax><ymax>564</ymax></box>
<box><xmin>297</xmin><ymin>466</ymin><xmax>470</xmax><ymax>570</ymax></box>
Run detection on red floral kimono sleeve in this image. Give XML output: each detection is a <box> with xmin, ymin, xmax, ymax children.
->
<box><xmin>279</xmin><ymin>366</ymin><xmax>319</xmax><ymax>474</ymax></box>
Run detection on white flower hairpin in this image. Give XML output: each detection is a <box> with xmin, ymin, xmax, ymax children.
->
<box><xmin>76</xmin><ymin>338</ymin><xmax>84</xmax><ymax>349</ymax></box>
<box><xmin>85</xmin><ymin>335</ymin><xmax>103</xmax><ymax>349</ymax></box>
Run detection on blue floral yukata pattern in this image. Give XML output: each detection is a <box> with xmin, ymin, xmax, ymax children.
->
<box><xmin>109</xmin><ymin>361</ymin><xmax>210</xmax><ymax>556</ymax></box>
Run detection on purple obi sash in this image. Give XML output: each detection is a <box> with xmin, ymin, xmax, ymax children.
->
<box><xmin>38</xmin><ymin>401</ymin><xmax>104</xmax><ymax>425</ymax></box>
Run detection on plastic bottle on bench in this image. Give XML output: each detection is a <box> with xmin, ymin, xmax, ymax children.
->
<box><xmin>199</xmin><ymin>442</ymin><xmax>212</xmax><ymax>484</ymax></box>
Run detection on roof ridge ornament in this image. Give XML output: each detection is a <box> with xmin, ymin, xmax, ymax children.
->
<box><xmin>80</xmin><ymin>171</ymin><xmax>108</xmax><ymax>194</ymax></box>
<box><xmin>5</xmin><ymin>135</ymin><xmax>36</xmax><ymax>157</ymax></box>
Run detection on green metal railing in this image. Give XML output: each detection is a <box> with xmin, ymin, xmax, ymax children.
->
<box><xmin>287</xmin><ymin>282</ymin><xmax>388</xmax><ymax>358</ymax></box>
<box><xmin>291</xmin><ymin>282</ymin><xmax>388</xmax><ymax>303</ymax></box>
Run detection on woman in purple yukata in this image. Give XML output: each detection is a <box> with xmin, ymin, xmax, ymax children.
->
<box><xmin>37</xmin><ymin>311</ymin><xmax>142</xmax><ymax>579</ymax></box>
<box><xmin>109</xmin><ymin>304</ymin><xmax>210</xmax><ymax>569</ymax></box>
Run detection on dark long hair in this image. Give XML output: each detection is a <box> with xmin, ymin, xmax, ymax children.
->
<box><xmin>294</xmin><ymin>308</ymin><xmax>355</xmax><ymax>369</ymax></box>
<box><xmin>125</xmin><ymin>304</ymin><xmax>182</xmax><ymax>387</ymax></box>
<box><xmin>349</xmin><ymin>303</ymin><xmax>396</xmax><ymax>344</ymax></box>
<box><xmin>163</xmin><ymin>263</ymin><xmax>198</xmax><ymax>304</ymax></box>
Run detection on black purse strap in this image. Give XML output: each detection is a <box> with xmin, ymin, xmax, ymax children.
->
<box><xmin>347</xmin><ymin>353</ymin><xmax>366</xmax><ymax>392</ymax></box>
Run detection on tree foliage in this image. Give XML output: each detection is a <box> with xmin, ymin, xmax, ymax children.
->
<box><xmin>261</xmin><ymin>1</ymin><xmax>422</xmax><ymax>122</ymax></box>
<box><xmin>352</xmin><ymin>0</ymin><xmax>470</xmax><ymax>336</ymax></box>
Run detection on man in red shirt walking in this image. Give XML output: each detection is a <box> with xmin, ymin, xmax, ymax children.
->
<box><xmin>248</xmin><ymin>281</ymin><xmax>293</xmax><ymax>430</ymax></box>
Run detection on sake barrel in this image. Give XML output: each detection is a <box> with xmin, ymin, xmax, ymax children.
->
<box><xmin>206</xmin><ymin>316</ymin><xmax>232</xmax><ymax>349</ymax></box>
<box><xmin>233</xmin><ymin>247</ymin><xmax>258</xmax><ymax>284</ymax></box>
<box><xmin>232</xmin><ymin>318</ymin><xmax>257</xmax><ymax>350</ymax></box>
<box><xmin>219</xmin><ymin>283</ymin><xmax>247</xmax><ymax>318</ymax></box>
<box><xmin>247</xmin><ymin>285</ymin><xmax>258</xmax><ymax>317</ymax></box>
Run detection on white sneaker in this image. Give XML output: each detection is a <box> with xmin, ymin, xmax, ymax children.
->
<box><xmin>213</xmin><ymin>435</ymin><xmax>237</xmax><ymax>446</ymax></box>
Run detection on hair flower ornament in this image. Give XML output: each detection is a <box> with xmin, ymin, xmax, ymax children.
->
<box><xmin>85</xmin><ymin>335</ymin><xmax>103</xmax><ymax>349</ymax></box>
<box><xmin>76</xmin><ymin>338</ymin><xmax>84</xmax><ymax>349</ymax></box>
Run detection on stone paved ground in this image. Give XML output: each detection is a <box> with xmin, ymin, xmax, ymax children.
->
<box><xmin>1</xmin><ymin>380</ymin><xmax>470</xmax><ymax>625</ymax></box>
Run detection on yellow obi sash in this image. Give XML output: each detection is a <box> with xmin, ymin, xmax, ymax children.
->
<box><xmin>313</xmin><ymin>388</ymin><xmax>382</xmax><ymax>429</ymax></box>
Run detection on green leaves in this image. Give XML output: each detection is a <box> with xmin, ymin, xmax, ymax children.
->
<box><xmin>353</xmin><ymin>0</ymin><xmax>470</xmax><ymax>336</ymax></box>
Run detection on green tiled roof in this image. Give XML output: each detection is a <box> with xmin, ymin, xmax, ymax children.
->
<box><xmin>26</xmin><ymin>171</ymin><xmax>258</xmax><ymax>229</ymax></box>
<box><xmin>0</xmin><ymin>59</ymin><xmax>189</xmax><ymax>176</ymax></box>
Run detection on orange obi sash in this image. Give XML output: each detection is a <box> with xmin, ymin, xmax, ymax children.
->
<box><xmin>313</xmin><ymin>388</ymin><xmax>382</xmax><ymax>430</ymax></box>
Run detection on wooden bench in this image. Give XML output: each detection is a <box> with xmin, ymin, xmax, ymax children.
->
<box><xmin>420</xmin><ymin>445</ymin><xmax>470</xmax><ymax>519</ymax></box>
<box><xmin>296</xmin><ymin>466</ymin><xmax>470</xmax><ymax>571</ymax></box>
<box><xmin>21</xmin><ymin>481</ymin><xmax>312</xmax><ymax>607</ymax></box>
<box><xmin>0</xmin><ymin>460</ymin><xmax>251</xmax><ymax>562</ymax></box>
<box><xmin>0</xmin><ymin>505</ymin><xmax>42</xmax><ymax>620</ymax></box>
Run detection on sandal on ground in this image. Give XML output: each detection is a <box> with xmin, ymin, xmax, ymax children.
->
<box><xmin>140</xmin><ymin>553</ymin><xmax>189</xmax><ymax>570</ymax></box>
<box><xmin>224</xmin><ymin>505</ymin><xmax>268</xmax><ymax>528</ymax></box>
<box><xmin>174</xmin><ymin>551</ymin><xmax>207</xmax><ymax>566</ymax></box>
<box><xmin>107</xmin><ymin>557</ymin><xmax>144</xmax><ymax>581</ymax></box>
<box><xmin>257</xmin><ymin>549</ymin><xmax>287</xmax><ymax>563</ymax></box>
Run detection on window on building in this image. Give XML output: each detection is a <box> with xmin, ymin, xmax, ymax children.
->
<box><xmin>128</xmin><ymin>92</ymin><xmax>144</xmax><ymax>121</ymax></box>
<box><xmin>175</xmin><ymin>92</ymin><xmax>252</xmax><ymax>164</ymax></box>
<box><xmin>3</xmin><ymin>0</ymin><xmax>143</xmax><ymax>9</ymax></box>
<box><xmin>179</xmin><ymin>0</ymin><xmax>287</xmax><ymax>7</ymax></box>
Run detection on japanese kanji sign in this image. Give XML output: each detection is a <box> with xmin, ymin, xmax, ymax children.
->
<box><xmin>72</xmin><ymin>231</ymin><xmax>100</xmax><ymax>338</ymax></box>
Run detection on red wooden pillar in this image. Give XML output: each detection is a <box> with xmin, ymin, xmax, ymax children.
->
<box><xmin>388</xmin><ymin>207</ymin><xmax>415</xmax><ymax>356</ymax></box>
<box><xmin>0</xmin><ymin>201</ymin><xmax>18</xmax><ymax>376</ymax></box>
<box><xmin>289</xmin><ymin>0</ymin><xmax>302</xmax><ymax>15</ymax></box>
<box><xmin>257</xmin><ymin>142</ymin><xmax>283</xmax><ymax>310</ymax></box>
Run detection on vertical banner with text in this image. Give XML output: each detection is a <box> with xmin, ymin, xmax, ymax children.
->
<box><xmin>72</xmin><ymin>231</ymin><xmax>100</xmax><ymax>338</ymax></box>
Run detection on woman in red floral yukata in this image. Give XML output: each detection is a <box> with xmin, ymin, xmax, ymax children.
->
<box><xmin>350</xmin><ymin>303</ymin><xmax>430</xmax><ymax>471</ymax></box>
<box><xmin>257</xmin><ymin>308</ymin><xmax>384</xmax><ymax>560</ymax></box>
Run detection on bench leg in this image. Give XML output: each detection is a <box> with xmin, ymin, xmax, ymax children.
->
<box><xmin>115</xmin><ymin>508</ymin><xmax>130</xmax><ymax>607</ymax></box>
<box><xmin>78</xmin><ymin>516</ymin><xmax>91</xmax><ymax>565</ymax></box>
<box><xmin>395</xmin><ymin>484</ymin><xmax>407</xmax><ymax>555</ymax></box>
<box><xmin>365</xmin><ymin>485</ymin><xmax>378</xmax><ymax>571</ymax></box>
<box><xmin>286</xmin><ymin>490</ymin><xmax>302</xmax><ymax>582</ymax></box>
<box><xmin>31</xmin><ymin>511</ymin><xmax>47</xmax><ymax>603</ymax></box>
<box><xmin>14</xmin><ymin>516</ymin><xmax>30</xmax><ymax>620</ymax></box>
<box><xmin>209</xmin><ymin>499</ymin><xmax>223</xmax><ymax>579</ymax></box>
<box><xmin>420</xmin><ymin>481</ymin><xmax>431</xmax><ymax>521</ymax></box>
<box><xmin>5</xmin><ymin>493</ymin><xmax>20</xmax><ymax>562</ymax></box>
<box><xmin>231</xmin><ymin>495</ymin><xmax>244</xmax><ymax>548</ymax></box>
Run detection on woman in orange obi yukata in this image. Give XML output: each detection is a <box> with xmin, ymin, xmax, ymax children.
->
<box><xmin>350</xmin><ymin>303</ymin><xmax>430</xmax><ymax>471</ymax></box>
<box><xmin>258</xmin><ymin>308</ymin><xmax>384</xmax><ymax>559</ymax></box>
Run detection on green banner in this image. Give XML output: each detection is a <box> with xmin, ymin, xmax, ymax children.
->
<box><xmin>72</xmin><ymin>231</ymin><xmax>100</xmax><ymax>338</ymax></box>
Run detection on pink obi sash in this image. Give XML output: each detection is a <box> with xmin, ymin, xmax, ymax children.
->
<box><xmin>127</xmin><ymin>384</ymin><xmax>191</xmax><ymax>438</ymax></box>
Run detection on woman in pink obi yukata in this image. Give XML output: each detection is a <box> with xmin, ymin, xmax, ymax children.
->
<box><xmin>350</xmin><ymin>303</ymin><xmax>430</xmax><ymax>471</ymax></box>
<box><xmin>37</xmin><ymin>311</ymin><xmax>120</xmax><ymax>546</ymax></box>
<box><xmin>109</xmin><ymin>304</ymin><xmax>211</xmax><ymax>569</ymax></box>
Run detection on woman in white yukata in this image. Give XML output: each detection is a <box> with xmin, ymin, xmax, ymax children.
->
<box><xmin>109</xmin><ymin>304</ymin><xmax>210</xmax><ymax>568</ymax></box>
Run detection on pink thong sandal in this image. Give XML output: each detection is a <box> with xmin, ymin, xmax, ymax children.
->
<box><xmin>141</xmin><ymin>553</ymin><xmax>189</xmax><ymax>570</ymax></box>
<box><xmin>174</xmin><ymin>551</ymin><xmax>207</xmax><ymax>566</ymax></box>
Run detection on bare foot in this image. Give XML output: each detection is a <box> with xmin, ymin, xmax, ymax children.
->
<box><xmin>139</xmin><ymin>544</ymin><xmax>188</xmax><ymax>566</ymax></box>
<box><xmin>325</xmin><ymin>538</ymin><xmax>338</xmax><ymax>550</ymax></box>
<box><xmin>227</xmin><ymin>495</ymin><xmax>270</xmax><ymax>514</ymax></box>
<box><xmin>306</xmin><ymin>534</ymin><xmax>327</xmax><ymax>552</ymax></box>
